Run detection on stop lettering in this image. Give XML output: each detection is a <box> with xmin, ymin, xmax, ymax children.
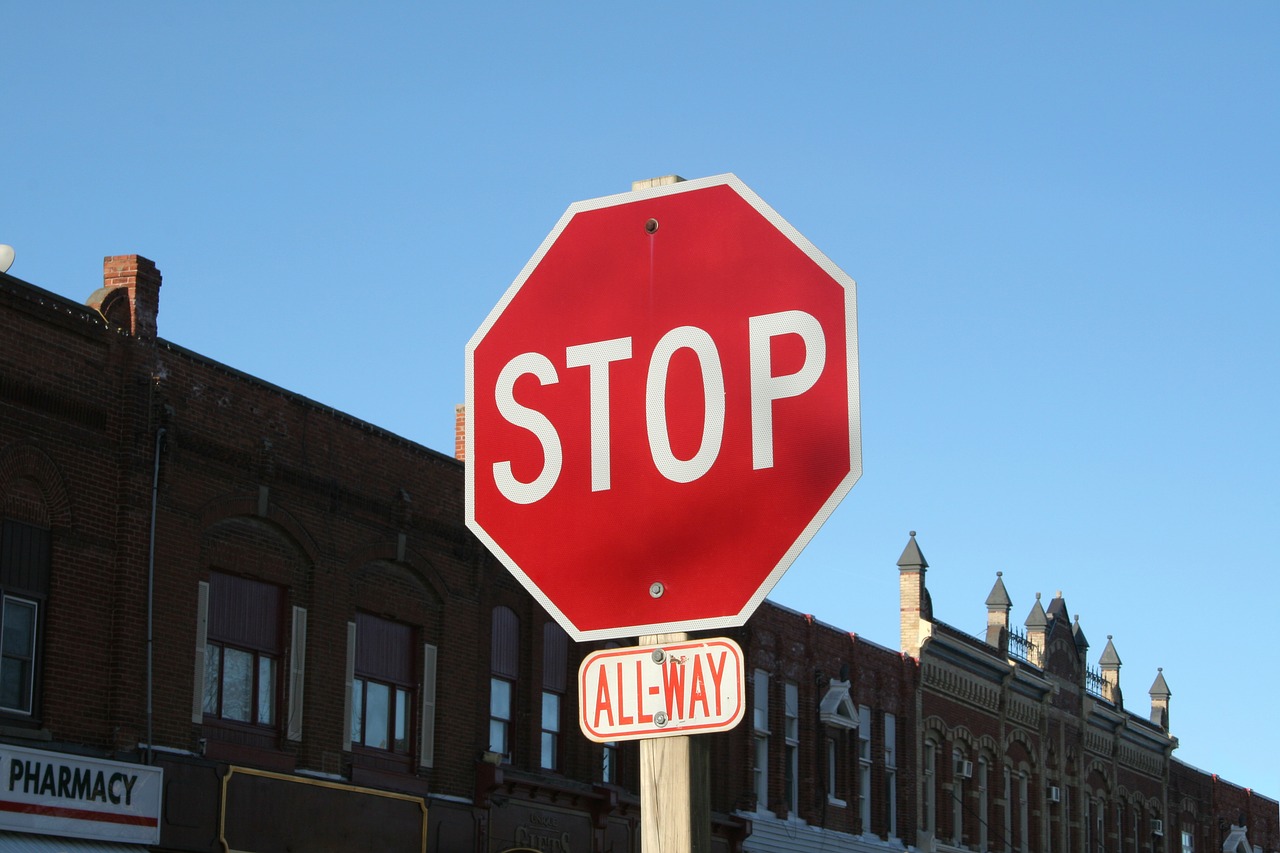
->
<box><xmin>466</xmin><ymin>174</ymin><xmax>860</xmax><ymax>641</ymax></box>
<box><xmin>493</xmin><ymin>309</ymin><xmax>826</xmax><ymax>504</ymax></box>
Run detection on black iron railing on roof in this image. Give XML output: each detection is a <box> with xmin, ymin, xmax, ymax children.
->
<box><xmin>1008</xmin><ymin>626</ymin><xmax>1034</xmax><ymax>664</ymax></box>
<box><xmin>1085</xmin><ymin>665</ymin><xmax>1109</xmax><ymax>699</ymax></box>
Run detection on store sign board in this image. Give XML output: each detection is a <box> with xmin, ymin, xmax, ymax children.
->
<box><xmin>0</xmin><ymin>743</ymin><xmax>162</xmax><ymax>844</ymax></box>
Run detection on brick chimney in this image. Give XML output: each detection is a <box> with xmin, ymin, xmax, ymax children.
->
<box><xmin>87</xmin><ymin>255</ymin><xmax>162</xmax><ymax>339</ymax></box>
<box><xmin>455</xmin><ymin>405</ymin><xmax>466</xmax><ymax>461</ymax></box>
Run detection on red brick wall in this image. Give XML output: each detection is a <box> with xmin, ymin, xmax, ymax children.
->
<box><xmin>714</xmin><ymin>603</ymin><xmax>917</xmax><ymax>839</ymax></box>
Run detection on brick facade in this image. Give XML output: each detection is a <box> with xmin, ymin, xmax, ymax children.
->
<box><xmin>0</xmin><ymin>257</ymin><xmax>1272</xmax><ymax>853</ymax></box>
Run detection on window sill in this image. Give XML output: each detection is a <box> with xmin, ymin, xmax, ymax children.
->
<box><xmin>827</xmin><ymin>796</ymin><xmax>847</xmax><ymax>808</ymax></box>
<box><xmin>0</xmin><ymin>722</ymin><xmax>51</xmax><ymax>741</ymax></box>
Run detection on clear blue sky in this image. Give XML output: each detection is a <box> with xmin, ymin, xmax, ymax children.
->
<box><xmin>4</xmin><ymin>4</ymin><xmax>1276</xmax><ymax>796</ymax></box>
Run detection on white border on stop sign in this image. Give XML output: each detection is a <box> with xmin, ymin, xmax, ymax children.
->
<box><xmin>464</xmin><ymin>173</ymin><xmax>861</xmax><ymax>642</ymax></box>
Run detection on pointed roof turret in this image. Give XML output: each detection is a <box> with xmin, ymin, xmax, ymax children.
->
<box><xmin>1099</xmin><ymin>635</ymin><xmax>1121</xmax><ymax>667</ymax></box>
<box><xmin>985</xmin><ymin>572</ymin><xmax>1012</xmax><ymax>653</ymax></box>
<box><xmin>985</xmin><ymin>572</ymin><xmax>1011</xmax><ymax>609</ymax></box>
<box><xmin>1149</xmin><ymin>667</ymin><xmax>1171</xmax><ymax>731</ymax></box>
<box><xmin>1149</xmin><ymin>667</ymin><xmax>1170</xmax><ymax>699</ymax></box>
<box><xmin>1072</xmin><ymin>614</ymin><xmax>1089</xmax><ymax>651</ymax></box>
<box><xmin>897</xmin><ymin>531</ymin><xmax>928</xmax><ymax>571</ymax></box>
<box><xmin>1023</xmin><ymin>592</ymin><xmax>1049</xmax><ymax>666</ymax></box>
<box><xmin>1098</xmin><ymin>635</ymin><xmax>1123</xmax><ymax>706</ymax></box>
<box><xmin>1025</xmin><ymin>592</ymin><xmax>1048</xmax><ymax>629</ymax></box>
<box><xmin>898</xmin><ymin>531</ymin><xmax>931</xmax><ymax>657</ymax></box>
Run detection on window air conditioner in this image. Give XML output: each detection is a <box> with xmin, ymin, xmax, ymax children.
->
<box><xmin>1047</xmin><ymin>786</ymin><xmax>1061</xmax><ymax>803</ymax></box>
<box><xmin>954</xmin><ymin>759</ymin><xmax>973</xmax><ymax>779</ymax></box>
<box><xmin>1152</xmin><ymin>819</ymin><xmax>1164</xmax><ymax>837</ymax></box>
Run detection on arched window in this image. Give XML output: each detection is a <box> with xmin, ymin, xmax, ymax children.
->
<box><xmin>1003</xmin><ymin>765</ymin><xmax>1013</xmax><ymax>853</ymax></box>
<box><xmin>857</xmin><ymin>705</ymin><xmax>872</xmax><ymax>833</ymax></box>
<box><xmin>1018</xmin><ymin>771</ymin><xmax>1029</xmax><ymax>853</ymax></box>
<box><xmin>203</xmin><ymin>572</ymin><xmax>283</xmax><ymax>727</ymax></box>
<box><xmin>349</xmin><ymin>613</ymin><xmax>415</xmax><ymax>755</ymax></box>
<box><xmin>924</xmin><ymin>739</ymin><xmax>938</xmax><ymax>835</ymax></box>
<box><xmin>952</xmin><ymin>747</ymin><xmax>967</xmax><ymax>845</ymax></box>
<box><xmin>489</xmin><ymin>606</ymin><xmax>519</xmax><ymax>760</ymax></box>
<box><xmin>784</xmin><ymin>681</ymin><xmax>799</xmax><ymax>815</ymax></box>
<box><xmin>884</xmin><ymin>712</ymin><xmax>897</xmax><ymax>838</ymax></box>
<box><xmin>540</xmin><ymin>622</ymin><xmax>567</xmax><ymax>771</ymax></box>
<box><xmin>752</xmin><ymin>669</ymin><xmax>769</xmax><ymax>812</ymax></box>
<box><xmin>977</xmin><ymin>756</ymin><xmax>989</xmax><ymax>852</ymax></box>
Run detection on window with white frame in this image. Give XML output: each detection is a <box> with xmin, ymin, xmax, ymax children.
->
<box><xmin>784</xmin><ymin>681</ymin><xmax>799</xmax><ymax>814</ymax></box>
<box><xmin>858</xmin><ymin>705</ymin><xmax>872</xmax><ymax>832</ymax></box>
<box><xmin>1181</xmin><ymin>829</ymin><xmax>1194</xmax><ymax>853</ymax></box>
<box><xmin>884</xmin><ymin>712</ymin><xmax>897</xmax><ymax>837</ymax></box>
<box><xmin>953</xmin><ymin>748</ymin><xmax>966</xmax><ymax>845</ymax></box>
<box><xmin>753</xmin><ymin>669</ymin><xmax>769</xmax><ymax>812</ymax></box>
<box><xmin>826</xmin><ymin>737</ymin><xmax>841</xmax><ymax>806</ymax></box>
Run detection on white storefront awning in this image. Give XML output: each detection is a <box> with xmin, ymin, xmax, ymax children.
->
<box><xmin>0</xmin><ymin>831</ymin><xmax>146</xmax><ymax>852</ymax></box>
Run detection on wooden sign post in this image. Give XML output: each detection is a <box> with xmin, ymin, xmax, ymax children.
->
<box><xmin>639</xmin><ymin>632</ymin><xmax>710</xmax><ymax>853</ymax></box>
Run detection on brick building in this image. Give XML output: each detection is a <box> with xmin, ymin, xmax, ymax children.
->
<box><xmin>0</xmin><ymin>256</ymin><xmax>691</xmax><ymax>852</ymax></box>
<box><xmin>0</xmin><ymin>255</ymin><xmax>1272</xmax><ymax>853</ymax></box>
<box><xmin>887</xmin><ymin>534</ymin><xmax>1277</xmax><ymax>853</ymax></box>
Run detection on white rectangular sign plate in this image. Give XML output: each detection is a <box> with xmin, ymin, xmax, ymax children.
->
<box><xmin>578</xmin><ymin>637</ymin><xmax>745</xmax><ymax>742</ymax></box>
<box><xmin>0</xmin><ymin>742</ymin><xmax>163</xmax><ymax>844</ymax></box>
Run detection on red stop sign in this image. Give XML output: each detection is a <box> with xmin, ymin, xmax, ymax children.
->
<box><xmin>465</xmin><ymin>175</ymin><xmax>860</xmax><ymax>641</ymax></box>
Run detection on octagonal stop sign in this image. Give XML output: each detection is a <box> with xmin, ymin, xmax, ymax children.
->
<box><xmin>465</xmin><ymin>174</ymin><xmax>860</xmax><ymax>641</ymax></box>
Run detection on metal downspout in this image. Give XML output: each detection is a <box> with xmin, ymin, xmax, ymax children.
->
<box><xmin>147</xmin><ymin>427</ymin><xmax>165</xmax><ymax>764</ymax></box>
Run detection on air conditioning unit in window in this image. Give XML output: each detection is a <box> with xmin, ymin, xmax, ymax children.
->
<box><xmin>954</xmin><ymin>759</ymin><xmax>973</xmax><ymax>779</ymax></box>
<box><xmin>1047</xmin><ymin>786</ymin><xmax>1061</xmax><ymax>803</ymax></box>
<box><xmin>1152</xmin><ymin>819</ymin><xmax>1164</xmax><ymax>837</ymax></box>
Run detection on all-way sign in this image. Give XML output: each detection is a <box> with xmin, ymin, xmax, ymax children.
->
<box><xmin>577</xmin><ymin>637</ymin><xmax>744</xmax><ymax>742</ymax></box>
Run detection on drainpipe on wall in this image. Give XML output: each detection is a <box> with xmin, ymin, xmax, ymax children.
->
<box><xmin>146</xmin><ymin>427</ymin><xmax>166</xmax><ymax>764</ymax></box>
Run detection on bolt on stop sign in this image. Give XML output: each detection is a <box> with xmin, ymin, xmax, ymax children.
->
<box><xmin>465</xmin><ymin>174</ymin><xmax>860</xmax><ymax>641</ymax></box>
